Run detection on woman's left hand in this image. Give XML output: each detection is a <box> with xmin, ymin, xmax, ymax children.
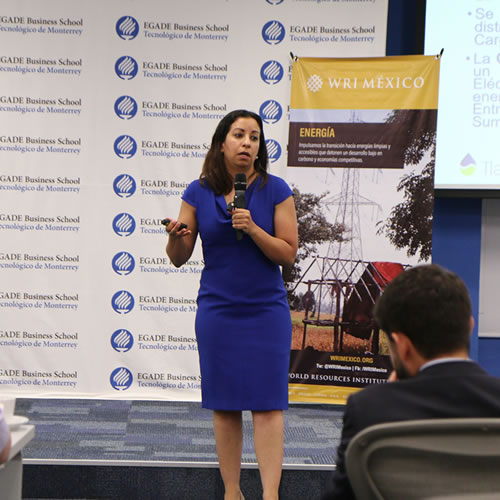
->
<box><xmin>227</xmin><ymin>195</ymin><xmax>297</xmax><ymax>267</ymax></box>
<box><xmin>231</xmin><ymin>208</ymin><xmax>256</xmax><ymax>236</ymax></box>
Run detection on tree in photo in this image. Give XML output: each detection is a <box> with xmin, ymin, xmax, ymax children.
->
<box><xmin>377</xmin><ymin>109</ymin><xmax>437</xmax><ymax>261</ymax></box>
<box><xmin>283</xmin><ymin>185</ymin><xmax>347</xmax><ymax>307</ymax></box>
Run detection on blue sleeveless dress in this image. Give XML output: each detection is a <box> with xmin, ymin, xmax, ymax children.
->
<box><xmin>182</xmin><ymin>174</ymin><xmax>293</xmax><ymax>410</ymax></box>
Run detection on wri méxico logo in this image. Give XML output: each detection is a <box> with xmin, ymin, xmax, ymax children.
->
<box><xmin>110</xmin><ymin>367</ymin><xmax>133</xmax><ymax>390</ymax></box>
<box><xmin>116</xmin><ymin>16</ymin><xmax>139</xmax><ymax>40</ymax></box>
<box><xmin>262</xmin><ymin>20</ymin><xmax>285</xmax><ymax>44</ymax></box>
<box><xmin>307</xmin><ymin>74</ymin><xmax>323</xmax><ymax>93</ymax></box>
<box><xmin>111</xmin><ymin>329</ymin><xmax>134</xmax><ymax>353</ymax></box>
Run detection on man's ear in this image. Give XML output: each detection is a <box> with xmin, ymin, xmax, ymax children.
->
<box><xmin>392</xmin><ymin>331</ymin><xmax>425</xmax><ymax>376</ymax></box>
<box><xmin>391</xmin><ymin>332</ymin><xmax>412</xmax><ymax>362</ymax></box>
<box><xmin>469</xmin><ymin>316</ymin><xmax>475</xmax><ymax>336</ymax></box>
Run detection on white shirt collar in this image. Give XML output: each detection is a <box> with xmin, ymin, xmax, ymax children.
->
<box><xmin>419</xmin><ymin>357</ymin><xmax>472</xmax><ymax>372</ymax></box>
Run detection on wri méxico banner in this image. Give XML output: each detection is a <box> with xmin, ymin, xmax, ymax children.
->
<box><xmin>286</xmin><ymin>55</ymin><xmax>441</xmax><ymax>404</ymax></box>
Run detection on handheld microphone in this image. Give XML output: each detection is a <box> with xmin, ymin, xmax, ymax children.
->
<box><xmin>233</xmin><ymin>173</ymin><xmax>247</xmax><ymax>241</ymax></box>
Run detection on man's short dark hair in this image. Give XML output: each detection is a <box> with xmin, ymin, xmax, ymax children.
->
<box><xmin>373</xmin><ymin>264</ymin><xmax>472</xmax><ymax>358</ymax></box>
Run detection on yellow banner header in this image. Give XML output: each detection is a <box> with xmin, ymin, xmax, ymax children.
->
<box><xmin>291</xmin><ymin>55</ymin><xmax>440</xmax><ymax>110</ymax></box>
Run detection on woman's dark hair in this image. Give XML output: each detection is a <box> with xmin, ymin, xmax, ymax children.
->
<box><xmin>200</xmin><ymin>109</ymin><xmax>269</xmax><ymax>195</ymax></box>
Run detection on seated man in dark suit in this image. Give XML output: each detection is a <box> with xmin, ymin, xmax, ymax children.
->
<box><xmin>322</xmin><ymin>263</ymin><xmax>500</xmax><ymax>500</ymax></box>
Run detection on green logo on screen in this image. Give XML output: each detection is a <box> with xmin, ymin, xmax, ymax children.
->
<box><xmin>460</xmin><ymin>154</ymin><xmax>476</xmax><ymax>176</ymax></box>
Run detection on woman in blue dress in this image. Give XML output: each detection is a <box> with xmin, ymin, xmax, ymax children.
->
<box><xmin>166</xmin><ymin>110</ymin><xmax>298</xmax><ymax>500</ymax></box>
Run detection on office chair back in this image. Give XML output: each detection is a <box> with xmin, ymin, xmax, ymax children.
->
<box><xmin>345</xmin><ymin>418</ymin><xmax>500</xmax><ymax>500</ymax></box>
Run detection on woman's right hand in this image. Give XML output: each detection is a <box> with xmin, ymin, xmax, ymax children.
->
<box><xmin>165</xmin><ymin>201</ymin><xmax>198</xmax><ymax>268</ymax></box>
<box><xmin>164</xmin><ymin>219</ymin><xmax>191</xmax><ymax>238</ymax></box>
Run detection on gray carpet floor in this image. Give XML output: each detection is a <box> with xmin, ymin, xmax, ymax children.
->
<box><xmin>15</xmin><ymin>399</ymin><xmax>344</xmax><ymax>468</ymax></box>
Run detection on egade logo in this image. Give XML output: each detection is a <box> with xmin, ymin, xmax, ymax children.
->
<box><xmin>111</xmin><ymin>329</ymin><xmax>134</xmax><ymax>352</ymax></box>
<box><xmin>111</xmin><ymin>290</ymin><xmax>135</xmax><ymax>314</ymax></box>
<box><xmin>113</xmin><ymin>213</ymin><xmax>136</xmax><ymax>236</ymax></box>
<box><xmin>116</xmin><ymin>16</ymin><xmax>139</xmax><ymax>40</ymax></box>
<box><xmin>260</xmin><ymin>60</ymin><xmax>284</xmax><ymax>85</ymax></box>
<box><xmin>112</xmin><ymin>251</ymin><xmax>135</xmax><ymax>276</ymax></box>
<box><xmin>115</xmin><ymin>96</ymin><xmax>138</xmax><ymax>120</ymax></box>
<box><xmin>110</xmin><ymin>367</ymin><xmax>133</xmax><ymax>390</ymax></box>
<box><xmin>113</xmin><ymin>174</ymin><xmax>136</xmax><ymax>198</ymax></box>
<box><xmin>266</xmin><ymin>139</ymin><xmax>281</xmax><ymax>163</ymax></box>
<box><xmin>115</xmin><ymin>56</ymin><xmax>138</xmax><ymax>80</ymax></box>
<box><xmin>114</xmin><ymin>135</ymin><xmax>137</xmax><ymax>159</ymax></box>
<box><xmin>260</xmin><ymin>100</ymin><xmax>282</xmax><ymax>124</ymax></box>
<box><xmin>262</xmin><ymin>20</ymin><xmax>285</xmax><ymax>45</ymax></box>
